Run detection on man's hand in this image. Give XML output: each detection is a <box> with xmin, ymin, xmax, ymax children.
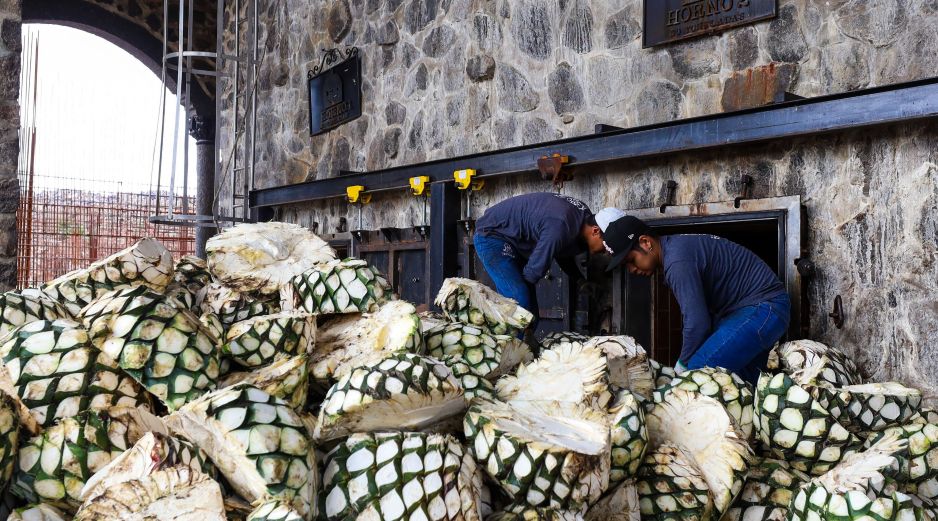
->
<box><xmin>674</xmin><ymin>360</ymin><xmax>688</xmax><ymax>375</ymax></box>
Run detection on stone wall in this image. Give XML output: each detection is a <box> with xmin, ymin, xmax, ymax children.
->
<box><xmin>224</xmin><ymin>0</ymin><xmax>938</xmax><ymax>396</ymax></box>
<box><xmin>0</xmin><ymin>0</ymin><xmax>20</xmax><ymax>291</ymax></box>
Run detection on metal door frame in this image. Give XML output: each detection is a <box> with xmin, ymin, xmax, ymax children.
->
<box><xmin>612</xmin><ymin>195</ymin><xmax>805</xmax><ymax>344</ymax></box>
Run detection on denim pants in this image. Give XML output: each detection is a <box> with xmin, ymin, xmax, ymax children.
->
<box><xmin>472</xmin><ymin>234</ymin><xmax>539</xmax><ymax>329</ymax></box>
<box><xmin>686</xmin><ymin>292</ymin><xmax>791</xmax><ymax>385</ymax></box>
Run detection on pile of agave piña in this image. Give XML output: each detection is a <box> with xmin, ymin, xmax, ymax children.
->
<box><xmin>0</xmin><ymin>221</ymin><xmax>933</xmax><ymax>521</ymax></box>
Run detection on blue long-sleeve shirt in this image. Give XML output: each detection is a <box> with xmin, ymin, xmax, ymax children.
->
<box><xmin>475</xmin><ymin>193</ymin><xmax>591</xmax><ymax>284</ymax></box>
<box><xmin>660</xmin><ymin>234</ymin><xmax>787</xmax><ymax>364</ymax></box>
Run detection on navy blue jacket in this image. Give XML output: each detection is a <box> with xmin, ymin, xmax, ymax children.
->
<box><xmin>660</xmin><ymin>234</ymin><xmax>787</xmax><ymax>363</ymax></box>
<box><xmin>475</xmin><ymin>193</ymin><xmax>591</xmax><ymax>284</ymax></box>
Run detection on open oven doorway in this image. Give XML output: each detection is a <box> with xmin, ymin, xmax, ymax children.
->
<box><xmin>611</xmin><ymin>196</ymin><xmax>806</xmax><ymax>367</ymax></box>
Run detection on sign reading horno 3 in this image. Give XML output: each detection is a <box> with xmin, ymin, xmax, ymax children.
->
<box><xmin>643</xmin><ymin>0</ymin><xmax>777</xmax><ymax>47</ymax></box>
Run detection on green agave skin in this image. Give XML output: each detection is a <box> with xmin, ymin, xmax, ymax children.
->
<box><xmin>539</xmin><ymin>332</ymin><xmax>588</xmax><ymax>351</ymax></box>
<box><xmin>441</xmin><ymin>357</ymin><xmax>497</xmax><ymax>402</ymax></box>
<box><xmin>167</xmin><ymin>385</ymin><xmax>318</xmax><ymax>518</ymax></box>
<box><xmin>320</xmin><ymin>431</ymin><xmax>483</xmax><ymax>521</ymax></box>
<box><xmin>0</xmin><ymin>319</ymin><xmax>153</xmax><ymax>427</ymax></box>
<box><xmin>464</xmin><ymin>399</ymin><xmax>610</xmax><ymax>511</ymax></box>
<box><xmin>425</xmin><ymin>322</ymin><xmax>529</xmax><ymax>380</ymax></box>
<box><xmin>653</xmin><ymin>367</ymin><xmax>754</xmax><ymax>440</ymax></box>
<box><xmin>772</xmin><ymin>340</ymin><xmax>861</xmax><ymax>388</ymax></box>
<box><xmin>788</xmin><ymin>482</ymin><xmax>936</xmax><ymax>521</ymax></box>
<box><xmin>223</xmin><ymin>312</ymin><xmax>316</xmax><ymax>368</ymax></box>
<box><xmin>0</xmin><ymin>391</ymin><xmax>19</xmax><ymax>497</ymax></box>
<box><xmin>11</xmin><ymin>411</ymin><xmax>130</xmax><ymax>511</ymax></box>
<box><xmin>812</xmin><ymin>383</ymin><xmax>923</xmax><ymax>435</ymax></box>
<box><xmin>41</xmin><ymin>238</ymin><xmax>173</xmax><ymax>316</ymax></box>
<box><xmin>867</xmin><ymin>423</ymin><xmax>938</xmax><ymax>485</ymax></box>
<box><xmin>0</xmin><ymin>290</ymin><xmax>71</xmax><ymax>340</ymax></box>
<box><xmin>316</xmin><ymin>353</ymin><xmax>465</xmax><ymax>441</ymax></box>
<box><xmin>197</xmin><ymin>282</ymin><xmax>279</xmax><ymax>327</ymax></box>
<box><xmin>80</xmin><ymin>286</ymin><xmax>221</xmax><ymax>410</ymax></box>
<box><xmin>649</xmin><ymin>359</ymin><xmax>676</xmax><ymax>389</ymax></box>
<box><xmin>635</xmin><ymin>443</ymin><xmax>714</xmax><ymax>521</ymax></box>
<box><xmin>754</xmin><ymin>373</ymin><xmax>862</xmax><ymax>476</ymax></box>
<box><xmin>288</xmin><ymin>259</ymin><xmax>391</xmax><ymax>314</ymax></box>
<box><xmin>723</xmin><ymin>458</ymin><xmax>809</xmax><ymax>521</ymax></box>
<box><xmin>608</xmin><ymin>390</ymin><xmax>648</xmax><ymax>484</ymax></box>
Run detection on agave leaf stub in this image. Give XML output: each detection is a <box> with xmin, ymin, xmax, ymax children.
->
<box><xmin>315</xmin><ymin>353</ymin><xmax>466</xmax><ymax>442</ymax></box>
<box><xmin>464</xmin><ymin>398</ymin><xmax>611</xmax><ymax>510</ymax></box>
<box><xmin>165</xmin><ymin>384</ymin><xmax>318</xmax><ymax>518</ymax></box>
<box><xmin>434</xmin><ymin>278</ymin><xmax>533</xmax><ymax>336</ymax></box>
<box><xmin>653</xmin><ymin>366</ymin><xmax>755</xmax><ymax>441</ymax></box>
<box><xmin>42</xmin><ymin>238</ymin><xmax>173</xmax><ymax>316</ymax></box>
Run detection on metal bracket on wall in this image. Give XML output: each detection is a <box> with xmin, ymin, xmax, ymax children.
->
<box><xmin>734</xmin><ymin>174</ymin><xmax>754</xmax><ymax>208</ymax></box>
<box><xmin>829</xmin><ymin>294</ymin><xmax>845</xmax><ymax>329</ymax></box>
<box><xmin>659</xmin><ymin>180</ymin><xmax>678</xmax><ymax>213</ymax></box>
<box><xmin>537</xmin><ymin>153</ymin><xmax>572</xmax><ymax>190</ymax></box>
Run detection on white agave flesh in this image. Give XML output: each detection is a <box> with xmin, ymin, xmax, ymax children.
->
<box><xmin>310</xmin><ymin>300</ymin><xmax>422</xmax><ymax>386</ymax></box>
<box><xmin>206</xmin><ymin>222</ymin><xmax>335</xmax><ymax>295</ymax></box>
<box><xmin>582</xmin><ymin>335</ymin><xmax>655</xmax><ymax>399</ymax></box>
<box><xmin>646</xmin><ymin>389</ymin><xmax>752</xmax><ymax>514</ymax></box>
<box><xmin>73</xmin><ymin>466</ymin><xmax>225</xmax><ymax>521</ymax></box>
<box><xmin>496</xmin><ymin>343</ymin><xmax>611</xmax><ymax>409</ymax></box>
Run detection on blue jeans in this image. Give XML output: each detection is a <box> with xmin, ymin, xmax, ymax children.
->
<box><xmin>472</xmin><ymin>234</ymin><xmax>539</xmax><ymax>330</ymax></box>
<box><xmin>686</xmin><ymin>293</ymin><xmax>791</xmax><ymax>385</ymax></box>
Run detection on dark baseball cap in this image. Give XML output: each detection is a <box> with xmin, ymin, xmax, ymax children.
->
<box><xmin>603</xmin><ymin>215</ymin><xmax>653</xmax><ymax>272</ymax></box>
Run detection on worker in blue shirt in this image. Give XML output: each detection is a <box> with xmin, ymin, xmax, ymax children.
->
<box><xmin>473</xmin><ymin>193</ymin><xmax>609</xmax><ymax>336</ymax></box>
<box><xmin>602</xmin><ymin>213</ymin><xmax>790</xmax><ymax>384</ymax></box>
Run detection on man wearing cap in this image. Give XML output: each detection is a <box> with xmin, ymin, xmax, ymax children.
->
<box><xmin>602</xmin><ymin>213</ymin><xmax>790</xmax><ymax>384</ymax></box>
<box><xmin>473</xmin><ymin>193</ymin><xmax>609</xmax><ymax>335</ymax></box>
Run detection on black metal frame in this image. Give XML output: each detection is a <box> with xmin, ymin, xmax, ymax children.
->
<box><xmin>250</xmin><ymin>77</ymin><xmax>938</xmax><ymax>207</ymax></box>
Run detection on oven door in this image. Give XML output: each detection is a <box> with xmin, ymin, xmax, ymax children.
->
<box><xmin>611</xmin><ymin>196</ymin><xmax>806</xmax><ymax>366</ymax></box>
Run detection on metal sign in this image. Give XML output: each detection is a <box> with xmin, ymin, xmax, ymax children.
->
<box><xmin>308</xmin><ymin>47</ymin><xmax>362</xmax><ymax>136</ymax></box>
<box><xmin>643</xmin><ymin>0</ymin><xmax>776</xmax><ymax>48</ymax></box>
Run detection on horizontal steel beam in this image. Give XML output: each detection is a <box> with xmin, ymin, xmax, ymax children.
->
<box><xmin>250</xmin><ymin>77</ymin><xmax>938</xmax><ymax>208</ymax></box>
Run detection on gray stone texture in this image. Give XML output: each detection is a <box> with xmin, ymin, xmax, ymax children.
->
<box><xmin>0</xmin><ymin>4</ymin><xmax>18</xmax><ymax>292</ymax></box>
<box><xmin>222</xmin><ymin>0</ymin><xmax>938</xmax><ymax>399</ymax></box>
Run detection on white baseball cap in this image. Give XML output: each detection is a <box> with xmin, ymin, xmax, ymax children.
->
<box><xmin>595</xmin><ymin>207</ymin><xmax>627</xmax><ymax>232</ymax></box>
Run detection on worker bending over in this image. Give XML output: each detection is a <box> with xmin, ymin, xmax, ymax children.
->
<box><xmin>473</xmin><ymin>193</ymin><xmax>607</xmax><ymax>334</ymax></box>
<box><xmin>602</xmin><ymin>213</ymin><xmax>790</xmax><ymax>384</ymax></box>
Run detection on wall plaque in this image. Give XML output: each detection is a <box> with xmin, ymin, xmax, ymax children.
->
<box><xmin>643</xmin><ymin>0</ymin><xmax>776</xmax><ymax>48</ymax></box>
<box><xmin>308</xmin><ymin>47</ymin><xmax>362</xmax><ymax>136</ymax></box>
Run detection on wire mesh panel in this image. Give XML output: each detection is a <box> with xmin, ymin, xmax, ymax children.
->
<box><xmin>16</xmin><ymin>174</ymin><xmax>194</xmax><ymax>289</ymax></box>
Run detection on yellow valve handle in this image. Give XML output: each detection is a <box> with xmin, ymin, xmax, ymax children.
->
<box><xmin>409</xmin><ymin>176</ymin><xmax>430</xmax><ymax>196</ymax></box>
<box><xmin>346</xmin><ymin>185</ymin><xmax>371</xmax><ymax>204</ymax></box>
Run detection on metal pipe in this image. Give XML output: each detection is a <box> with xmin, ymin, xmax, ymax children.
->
<box><xmin>167</xmin><ymin>0</ymin><xmax>186</xmax><ymax>219</ymax></box>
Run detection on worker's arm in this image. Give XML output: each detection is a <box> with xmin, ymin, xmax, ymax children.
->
<box><xmin>666</xmin><ymin>261</ymin><xmax>712</xmax><ymax>364</ymax></box>
<box><xmin>521</xmin><ymin>223</ymin><xmax>567</xmax><ymax>285</ymax></box>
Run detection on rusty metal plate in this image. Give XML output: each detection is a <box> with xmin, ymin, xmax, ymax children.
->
<box><xmin>643</xmin><ymin>0</ymin><xmax>777</xmax><ymax>48</ymax></box>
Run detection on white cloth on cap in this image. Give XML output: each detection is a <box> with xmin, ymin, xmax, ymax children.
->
<box><xmin>595</xmin><ymin>207</ymin><xmax>627</xmax><ymax>232</ymax></box>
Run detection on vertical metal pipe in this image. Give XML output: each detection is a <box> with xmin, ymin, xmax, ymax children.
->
<box><xmin>168</xmin><ymin>0</ymin><xmax>187</xmax><ymax>219</ymax></box>
<box><xmin>193</xmin><ymin>117</ymin><xmax>216</xmax><ymax>257</ymax></box>
<box><xmin>246</xmin><ymin>0</ymin><xmax>259</xmax><ymax>220</ymax></box>
<box><xmin>428</xmin><ymin>183</ymin><xmax>460</xmax><ymax>309</ymax></box>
